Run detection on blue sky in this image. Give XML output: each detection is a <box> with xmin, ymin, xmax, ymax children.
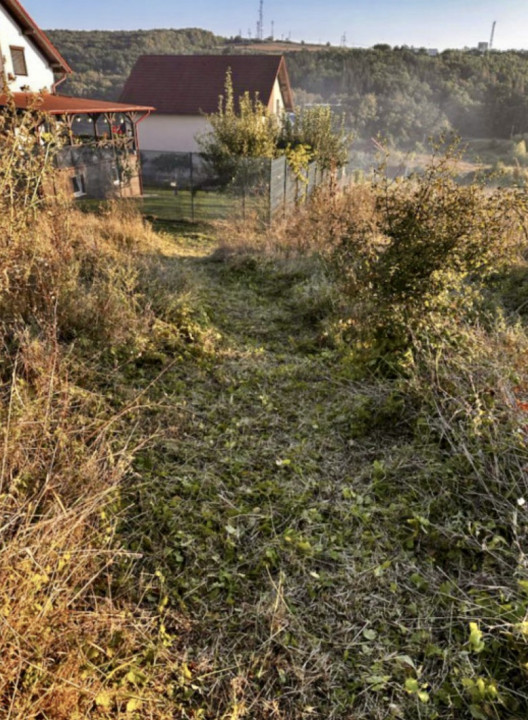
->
<box><xmin>25</xmin><ymin>0</ymin><xmax>528</xmax><ymax>50</ymax></box>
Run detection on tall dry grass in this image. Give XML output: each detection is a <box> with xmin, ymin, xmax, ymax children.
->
<box><xmin>0</xmin><ymin>104</ymin><xmax>179</xmax><ymax>718</ymax></box>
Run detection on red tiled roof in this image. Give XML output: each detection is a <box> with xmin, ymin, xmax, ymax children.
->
<box><xmin>0</xmin><ymin>92</ymin><xmax>154</xmax><ymax>115</ymax></box>
<box><xmin>119</xmin><ymin>54</ymin><xmax>294</xmax><ymax>115</ymax></box>
<box><xmin>1</xmin><ymin>0</ymin><xmax>72</xmax><ymax>74</ymax></box>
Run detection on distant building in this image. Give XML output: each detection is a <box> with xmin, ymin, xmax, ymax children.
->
<box><xmin>120</xmin><ymin>54</ymin><xmax>294</xmax><ymax>153</ymax></box>
<box><xmin>478</xmin><ymin>42</ymin><xmax>489</xmax><ymax>53</ymax></box>
<box><xmin>409</xmin><ymin>47</ymin><xmax>439</xmax><ymax>57</ymax></box>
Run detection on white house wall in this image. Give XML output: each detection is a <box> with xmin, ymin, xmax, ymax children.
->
<box><xmin>137</xmin><ymin>115</ymin><xmax>211</xmax><ymax>153</ymax></box>
<box><xmin>268</xmin><ymin>77</ymin><xmax>285</xmax><ymax>115</ymax></box>
<box><xmin>0</xmin><ymin>5</ymin><xmax>55</xmax><ymax>91</ymax></box>
<box><xmin>137</xmin><ymin>78</ymin><xmax>287</xmax><ymax>154</ymax></box>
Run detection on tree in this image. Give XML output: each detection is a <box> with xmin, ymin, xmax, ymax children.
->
<box><xmin>279</xmin><ymin>105</ymin><xmax>350</xmax><ymax>169</ymax></box>
<box><xmin>197</xmin><ymin>69</ymin><xmax>280</xmax><ymax>180</ymax></box>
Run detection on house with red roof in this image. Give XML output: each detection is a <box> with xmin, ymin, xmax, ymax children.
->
<box><xmin>0</xmin><ymin>0</ymin><xmax>153</xmax><ymax>197</ymax></box>
<box><xmin>120</xmin><ymin>54</ymin><xmax>294</xmax><ymax>153</ymax></box>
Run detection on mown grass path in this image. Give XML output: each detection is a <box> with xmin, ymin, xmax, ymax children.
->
<box><xmin>125</xmin><ymin>235</ymin><xmax>452</xmax><ymax>719</ymax></box>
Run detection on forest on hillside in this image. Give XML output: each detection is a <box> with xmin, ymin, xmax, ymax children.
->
<box><xmin>47</xmin><ymin>28</ymin><xmax>222</xmax><ymax>101</ymax></box>
<box><xmin>48</xmin><ymin>29</ymin><xmax>528</xmax><ymax>146</ymax></box>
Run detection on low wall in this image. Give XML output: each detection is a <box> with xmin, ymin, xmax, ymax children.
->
<box><xmin>55</xmin><ymin>146</ymin><xmax>142</xmax><ymax>199</ymax></box>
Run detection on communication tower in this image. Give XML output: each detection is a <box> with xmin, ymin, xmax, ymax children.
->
<box><xmin>256</xmin><ymin>0</ymin><xmax>264</xmax><ymax>40</ymax></box>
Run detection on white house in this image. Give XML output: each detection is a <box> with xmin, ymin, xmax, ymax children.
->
<box><xmin>0</xmin><ymin>0</ymin><xmax>154</xmax><ymax>198</ymax></box>
<box><xmin>119</xmin><ymin>54</ymin><xmax>294</xmax><ymax>153</ymax></box>
<box><xmin>0</xmin><ymin>0</ymin><xmax>71</xmax><ymax>92</ymax></box>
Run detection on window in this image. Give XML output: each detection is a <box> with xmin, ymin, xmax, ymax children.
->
<box><xmin>10</xmin><ymin>46</ymin><xmax>28</xmax><ymax>76</ymax></box>
<box><xmin>71</xmin><ymin>173</ymin><xmax>86</xmax><ymax>198</ymax></box>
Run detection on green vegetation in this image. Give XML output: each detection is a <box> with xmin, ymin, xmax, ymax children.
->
<box><xmin>48</xmin><ymin>28</ymin><xmax>221</xmax><ymax>100</ymax></box>
<box><xmin>286</xmin><ymin>46</ymin><xmax>528</xmax><ymax>145</ymax></box>
<box><xmin>4</xmin><ymin>100</ymin><xmax>528</xmax><ymax>717</ymax></box>
<box><xmin>198</xmin><ymin>71</ymin><xmax>348</xmax><ymax>181</ymax></box>
<box><xmin>279</xmin><ymin>105</ymin><xmax>350</xmax><ymax>169</ymax></box>
<box><xmin>48</xmin><ymin>29</ymin><xmax>528</xmax><ymax>148</ymax></box>
<box><xmin>198</xmin><ymin>69</ymin><xmax>280</xmax><ymax>180</ymax></box>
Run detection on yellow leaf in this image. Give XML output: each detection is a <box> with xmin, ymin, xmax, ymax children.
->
<box><xmin>95</xmin><ymin>690</ymin><xmax>112</xmax><ymax>710</ymax></box>
<box><xmin>469</xmin><ymin>622</ymin><xmax>485</xmax><ymax>653</ymax></box>
<box><xmin>126</xmin><ymin>698</ymin><xmax>142</xmax><ymax>713</ymax></box>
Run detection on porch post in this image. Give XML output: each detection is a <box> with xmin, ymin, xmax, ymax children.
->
<box><xmin>106</xmin><ymin>113</ymin><xmax>123</xmax><ymax>198</ymax></box>
<box><xmin>129</xmin><ymin>112</ymin><xmax>143</xmax><ymax>195</ymax></box>
<box><xmin>90</xmin><ymin>113</ymin><xmax>100</xmax><ymax>141</ymax></box>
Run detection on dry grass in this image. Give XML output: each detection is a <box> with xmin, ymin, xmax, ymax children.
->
<box><xmin>5</xmin><ymin>107</ymin><xmax>528</xmax><ymax>719</ymax></box>
<box><xmin>0</xmin><ymin>113</ymin><xmax>189</xmax><ymax>716</ymax></box>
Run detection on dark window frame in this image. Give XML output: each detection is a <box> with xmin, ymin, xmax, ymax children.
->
<box><xmin>10</xmin><ymin>46</ymin><xmax>28</xmax><ymax>77</ymax></box>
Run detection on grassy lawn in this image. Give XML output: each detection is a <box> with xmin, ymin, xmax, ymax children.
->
<box><xmin>139</xmin><ymin>186</ymin><xmax>269</xmax><ymax>223</ymax></box>
<box><xmin>122</xmin><ymin>245</ymin><xmax>375</xmax><ymax>717</ymax></box>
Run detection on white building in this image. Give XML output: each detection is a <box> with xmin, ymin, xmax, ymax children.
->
<box><xmin>0</xmin><ymin>0</ymin><xmax>71</xmax><ymax>92</ymax></box>
<box><xmin>0</xmin><ymin>0</ymin><xmax>153</xmax><ymax>198</ymax></box>
<box><xmin>120</xmin><ymin>54</ymin><xmax>294</xmax><ymax>153</ymax></box>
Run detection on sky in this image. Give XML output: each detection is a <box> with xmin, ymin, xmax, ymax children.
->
<box><xmin>24</xmin><ymin>0</ymin><xmax>528</xmax><ymax>51</ymax></box>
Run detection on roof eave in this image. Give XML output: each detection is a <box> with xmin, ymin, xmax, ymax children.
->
<box><xmin>2</xmin><ymin>0</ymin><xmax>72</xmax><ymax>75</ymax></box>
<box><xmin>0</xmin><ymin>92</ymin><xmax>154</xmax><ymax>116</ymax></box>
<box><xmin>277</xmin><ymin>56</ymin><xmax>294</xmax><ymax>111</ymax></box>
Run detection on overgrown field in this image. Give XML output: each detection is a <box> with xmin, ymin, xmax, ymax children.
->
<box><xmin>3</xmin><ymin>117</ymin><xmax>528</xmax><ymax>718</ymax></box>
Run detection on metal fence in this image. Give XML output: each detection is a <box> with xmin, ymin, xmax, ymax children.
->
<box><xmin>139</xmin><ymin>150</ymin><xmax>355</xmax><ymax>225</ymax></box>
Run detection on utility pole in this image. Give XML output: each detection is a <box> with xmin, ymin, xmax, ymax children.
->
<box><xmin>271</xmin><ymin>20</ymin><xmax>274</xmax><ymax>40</ymax></box>
<box><xmin>489</xmin><ymin>20</ymin><xmax>496</xmax><ymax>50</ymax></box>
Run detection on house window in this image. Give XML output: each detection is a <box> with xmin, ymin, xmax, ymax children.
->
<box><xmin>10</xmin><ymin>47</ymin><xmax>28</xmax><ymax>77</ymax></box>
<box><xmin>71</xmin><ymin>173</ymin><xmax>86</xmax><ymax>197</ymax></box>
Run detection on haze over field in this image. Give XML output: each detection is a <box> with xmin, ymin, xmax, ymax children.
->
<box><xmin>26</xmin><ymin>0</ymin><xmax>528</xmax><ymax>50</ymax></box>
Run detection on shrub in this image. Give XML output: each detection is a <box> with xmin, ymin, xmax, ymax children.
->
<box><xmin>330</xmin><ymin>151</ymin><xmax>526</xmax><ymax>369</ymax></box>
<box><xmin>198</xmin><ymin>69</ymin><xmax>280</xmax><ymax>182</ymax></box>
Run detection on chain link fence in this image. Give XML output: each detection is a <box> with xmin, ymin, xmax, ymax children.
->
<box><xmin>139</xmin><ymin>151</ymin><xmax>355</xmax><ymax>225</ymax></box>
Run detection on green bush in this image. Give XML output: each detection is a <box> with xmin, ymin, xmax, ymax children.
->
<box><xmin>331</xmin><ymin>150</ymin><xmax>525</xmax><ymax>369</ymax></box>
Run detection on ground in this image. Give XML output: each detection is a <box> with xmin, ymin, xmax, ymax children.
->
<box><xmin>115</xmin><ymin>226</ymin><xmax>482</xmax><ymax>719</ymax></box>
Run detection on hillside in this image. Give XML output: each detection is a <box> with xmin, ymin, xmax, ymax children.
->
<box><xmin>48</xmin><ymin>29</ymin><xmax>528</xmax><ymax>145</ymax></box>
<box><xmin>47</xmin><ymin>28</ymin><xmax>223</xmax><ymax>100</ymax></box>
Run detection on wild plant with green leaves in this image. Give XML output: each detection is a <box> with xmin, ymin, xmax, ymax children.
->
<box><xmin>198</xmin><ymin>68</ymin><xmax>280</xmax><ymax>180</ymax></box>
<box><xmin>328</xmin><ymin>149</ymin><xmax>526</xmax><ymax>369</ymax></box>
<box><xmin>279</xmin><ymin>104</ymin><xmax>350</xmax><ymax>170</ymax></box>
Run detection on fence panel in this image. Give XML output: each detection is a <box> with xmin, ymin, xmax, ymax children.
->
<box><xmin>138</xmin><ymin>150</ymin><xmax>355</xmax><ymax>225</ymax></box>
<box><xmin>269</xmin><ymin>156</ymin><xmax>287</xmax><ymax>218</ymax></box>
<box><xmin>140</xmin><ymin>150</ymin><xmax>272</xmax><ymax>224</ymax></box>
